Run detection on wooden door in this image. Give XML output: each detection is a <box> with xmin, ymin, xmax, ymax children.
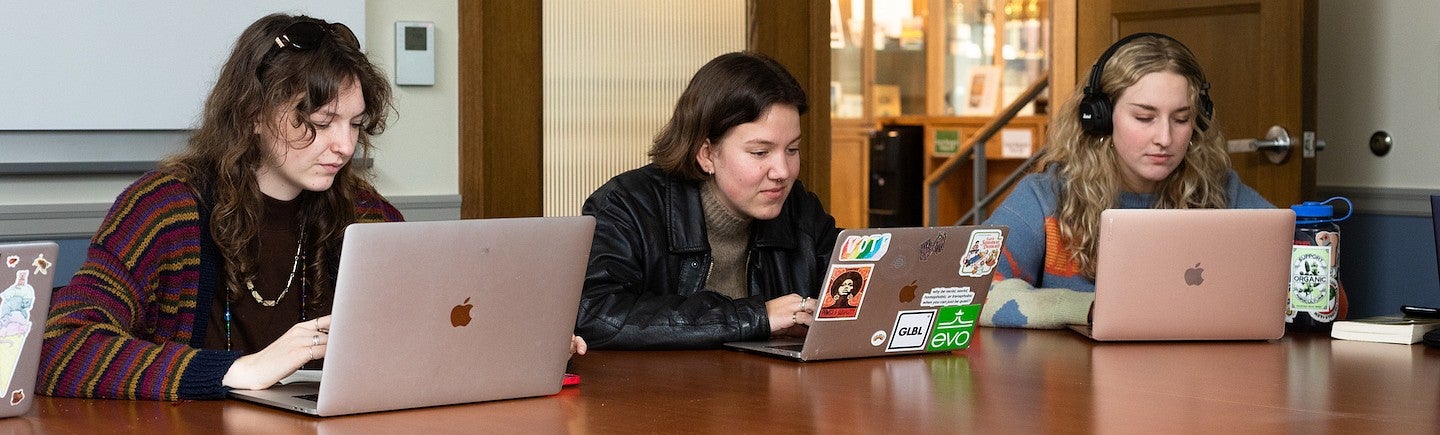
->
<box><xmin>1075</xmin><ymin>0</ymin><xmax>1317</xmax><ymax>206</ymax></box>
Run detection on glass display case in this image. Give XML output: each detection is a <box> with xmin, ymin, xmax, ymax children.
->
<box><xmin>828</xmin><ymin>0</ymin><xmax>1050</xmax><ymax>228</ymax></box>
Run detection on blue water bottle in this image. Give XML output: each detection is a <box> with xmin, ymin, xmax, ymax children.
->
<box><xmin>1286</xmin><ymin>197</ymin><xmax>1351</xmax><ymax>333</ymax></box>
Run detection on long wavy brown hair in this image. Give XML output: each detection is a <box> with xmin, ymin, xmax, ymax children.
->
<box><xmin>160</xmin><ymin>13</ymin><xmax>392</xmax><ymax>306</ymax></box>
<box><xmin>1042</xmin><ymin>34</ymin><xmax>1231</xmax><ymax>280</ymax></box>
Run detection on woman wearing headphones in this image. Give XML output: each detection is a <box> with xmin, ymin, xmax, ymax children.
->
<box><xmin>978</xmin><ymin>33</ymin><xmax>1272</xmax><ymax>329</ymax></box>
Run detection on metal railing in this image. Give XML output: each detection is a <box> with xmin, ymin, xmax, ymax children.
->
<box><xmin>924</xmin><ymin>72</ymin><xmax>1050</xmax><ymax>226</ymax></box>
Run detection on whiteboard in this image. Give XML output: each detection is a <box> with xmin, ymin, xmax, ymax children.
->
<box><xmin>0</xmin><ymin>1</ymin><xmax>365</xmax><ymax>131</ymax></box>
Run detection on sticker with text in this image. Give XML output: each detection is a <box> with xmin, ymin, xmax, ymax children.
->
<box><xmin>958</xmin><ymin>230</ymin><xmax>1004</xmax><ymax>277</ymax></box>
<box><xmin>885</xmin><ymin>309</ymin><xmax>937</xmax><ymax>352</ymax></box>
<box><xmin>919</xmin><ymin>286</ymin><xmax>975</xmax><ymax>307</ymax></box>
<box><xmin>816</xmin><ymin>264</ymin><xmax>873</xmax><ymax>321</ymax></box>
<box><xmin>926</xmin><ymin>304</ymin><xmax>981</xmax><ymax>351</ymax></box>
<box><xmin>838</xmin><ymin>233</ymin><xmax>891</xmax><ymax>262</ymax></box>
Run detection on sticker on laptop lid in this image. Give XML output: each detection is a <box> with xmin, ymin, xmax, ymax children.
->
<box><xmin>885</xmin><ymin>309</ymin><xmax>937</xmax><ymax>352</ymax></box>
<box><xmin>927</xmin><ymin>304</ymin><xmax>981</xmax><ymax>351</ymax></box>
<box><xmin>0</xmin><ymin>270</ymin><xmax>37</xmax><ymax>393</ymax></box>
<box><xmin>919</xmin><ymin>286</ymin><xmax>975</xmax><ymax>307</ymax></box>
<box><xmin>816</xmin><ymin>264</ymin><xmax>872</xmax><ymax>321</ymax></box>
<box><xmin>917</xmin><ymin>231</ymin><xmax>947</xmax><ymax>261</ymax></box>
<box><xmin>30</xmin><ymin>254</ymin><xmax>51</xmax><ymax>275</ymax></box>
<box><xmin>870</xmin><ymin>330</ymin><xmax>886</xmax><ymax>347</ymax></box>
<box><xmin>8</xmin><ymin>390</ymin><xmax>21</xmax><ymax>406</ymax></box>
<box><xmin>958</xmin><ymin>230</ymin><xmax>1004</xmax><ymax>277</ymax></box>
<box><xmin>838</xmin><ymin>233</ymin><xmax>891</xmax><ymax>262</ymax></box>
<box><xmin>3</xmin><ymin>256</ymin><xmax>15</xmax><ymax>268</ymax></box>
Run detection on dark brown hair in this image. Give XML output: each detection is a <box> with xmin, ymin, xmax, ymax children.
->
<box><xmin>160</xmin><ymin>13</ymin><xmax>393</xmax><ymax>305</ymax></box>
<box><xmin>649</xmin><ymin>51</ymin><xmax>807</xmax><ymax>181</ymax></box>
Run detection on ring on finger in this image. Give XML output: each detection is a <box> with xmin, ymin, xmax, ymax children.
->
<box><xmin>792</xmin><ymin>312</ymin><xmax>798</xmax><ymax>324</ymax></box>
<box><xmin>309</xmin><ymin>347</ymin><xmax>315</xmax><ymax>360</ymax></box>
<box><xmin>312</xmin><ymin>334</ymin><xmax>319</xmax><ymax>347</ymax></box>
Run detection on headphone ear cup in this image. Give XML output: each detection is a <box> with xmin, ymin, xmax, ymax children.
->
<box><xmin>1195</xmin><ymin>93</ymin><xmax>1214</xmax><ymax>132</ymax></box>
<box><xmin>1078</xmin><ymin>93</ymin><xmax>1113</xmax><ymax>136</ymax></box>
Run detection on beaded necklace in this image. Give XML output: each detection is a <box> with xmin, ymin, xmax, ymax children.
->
<box><xmin>224</xmin><ymin>228</ymin><xmax>309</xmax><ymax>351</ymax></box>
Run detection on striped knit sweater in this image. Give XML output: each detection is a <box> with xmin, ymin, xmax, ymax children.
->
<box><xmin>40</xmin><ymin>171</ymin><xmax>403</xmax><ymax>400</ymax></box>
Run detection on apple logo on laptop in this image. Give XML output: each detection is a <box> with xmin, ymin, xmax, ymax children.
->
<box><xmin>898</xmin><ymin>280</ymin><xmax>918</xmax><ymax>303</ymax></box>
<box><xmin>1184</xmin><ymin>263</ymin><xmax>1205</xmax><ymax>286</ymax></box>
<box><xmin>451</xmin><ymin>297</ymin><xmax>474</xmax><ymax>327</ymax></box>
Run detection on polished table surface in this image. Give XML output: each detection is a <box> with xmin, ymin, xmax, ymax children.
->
<box><xmin>9</xmin><ymin>328</ymin><xmax>1439</xmax><ymax>433</ymax></box>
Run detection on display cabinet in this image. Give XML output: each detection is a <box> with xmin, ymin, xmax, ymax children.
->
<box><xmin>829</xmin><ymin>0</ymin><xmax>1050</xmax><ymax>228</ymax></box>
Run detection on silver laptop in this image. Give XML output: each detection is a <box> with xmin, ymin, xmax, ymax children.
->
<box><xmin>229</xmin><ymin>216</ymin><xmax>595</xmax><ymax>416</ymax></box>
<box><xmin>0</xmin><ymin>241</ymin><xmax>57</xmax><ymax>418</ymax></box>
<box><xmin>1069</xmin><ymin>209</ymin><xmax>1294</xmax><ymax>341</ymax></box>
<box><xmin>726</xmin><ymin>225</ymin><xmax>1007</xmax><ymax>361</ymax></box>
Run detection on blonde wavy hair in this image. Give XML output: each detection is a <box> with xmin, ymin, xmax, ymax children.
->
<box><xmin>1041</xmin><ymin>35</ymin><xmax>1232</xmax><ymax>279</ymax></box>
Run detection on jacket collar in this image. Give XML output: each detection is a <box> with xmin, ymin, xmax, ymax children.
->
<box><xmin>664</xmin><ymin>176</ymin><xmax>798</xmax><ymax>254</ymax></box>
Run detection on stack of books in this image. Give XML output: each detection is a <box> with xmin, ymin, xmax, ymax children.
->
<box><xmin>1330</xmin><ymin>315</ymin><xmax>1440</xmax><ymax>344</ymax></box>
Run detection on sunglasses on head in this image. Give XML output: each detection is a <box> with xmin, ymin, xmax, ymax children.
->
<box><xmin>272</xmin><ymin>19</ymin><xmax>359</xmax><ymax>52</ymax></box>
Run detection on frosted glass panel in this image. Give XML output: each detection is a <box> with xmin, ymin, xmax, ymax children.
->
<box><xmin>543</xmin><ymin>0</ymin><xmax>745</xmax><ymax>216</ymax></box>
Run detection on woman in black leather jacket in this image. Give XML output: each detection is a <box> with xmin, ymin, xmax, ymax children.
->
<box><xmin>577</xmin><ymin>52</ymin><xmax>842</xmax><ymax>349</ymax></box>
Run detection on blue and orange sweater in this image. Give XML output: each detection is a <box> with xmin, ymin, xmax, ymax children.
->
<box><xmin>40</xmin><ymin>171</ymin><xmax>402</xmax><ymax>400</ymax></box>
<box><xmin>979</xmin><ymin>166</ymin><xmax>1272</xmax><ymax>328</ymax></box>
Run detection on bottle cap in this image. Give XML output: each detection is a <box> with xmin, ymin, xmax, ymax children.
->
<box><xmin>1291</xmin><ymin>202</ymin><xmax>1333</xmax><ymax>219</ymax></box>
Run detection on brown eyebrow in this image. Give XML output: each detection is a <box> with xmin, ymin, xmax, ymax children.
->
<box><xmin>1126</xmin><ymin>103</ymin><xmax>1192</xmax><ymax>114</ymax></box>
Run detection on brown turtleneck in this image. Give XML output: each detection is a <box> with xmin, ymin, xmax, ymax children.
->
<box><xmin>700</xmin><ymin>181</ymin><xmax>752</xmax><ymax>300</ymax></box>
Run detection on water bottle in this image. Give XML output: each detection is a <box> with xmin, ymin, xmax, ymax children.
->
<box><xmin>1286</xmin><ymin>196</ymin><xmax>1351</xmax><ymax>333</ymax></box>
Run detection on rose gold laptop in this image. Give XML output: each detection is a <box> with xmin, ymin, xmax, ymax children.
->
<box><xmin>228</xmin><ymin>217</ymin><xmax>595</xmax><ymax>416</ymax></box>
<box><xmin>0</xmin><ymin>241</ymin><xmax>56</xmax><ymax>418</ymax></box>
<box><xmin>1069</xmin><ymin>209</ymin><xmax>1294</xmax><ymax>341</ymax></box>
<box><xmin>725</xmin><ymin>225</ymin><xmax>1007</xmax><ymax>361</ymax></box>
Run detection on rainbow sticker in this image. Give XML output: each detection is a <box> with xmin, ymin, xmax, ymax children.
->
<box><xmin>838</xmin><ymin>233</ymin><xmax>891</xmax><ymax>261</ymax></box>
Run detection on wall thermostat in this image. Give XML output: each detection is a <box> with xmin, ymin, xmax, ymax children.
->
<box><xmin>395</xmin><ymin>21</ymin><xmax>435</xmax><ymax>86</ymax></box>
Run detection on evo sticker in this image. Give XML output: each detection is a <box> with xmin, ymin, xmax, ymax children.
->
<box><xmin>919</xmin><ymin>286</ymin><xmax>975</xmax><ymax>307</ymax></box>
<box><xmin>885</xmin><ymin>310</ymin><xmax>937</xmax><ymax>352</ymax></box>
<box><xmin>927</xmin><ymin>304</ymin><xmax>981</xmax><ymax>351</ymax></box>
<box><xmin>0</xmin><ymin>270</ymin><xmax>36</xmax><ymax>393</ymax></box>
<box><xmin>958</xmin><ymin>230</ymin><xmax>1004</xmax><ymax>277</ymax></box>
<box><xmin>816</xmin><ymin>264</ymin><xmax>873</xmax><ymax>321</ymax></box>
<box><xmin>838</xmin><ymin>233</ymin><xmax>891</xmax><ymax>262</ymax></box>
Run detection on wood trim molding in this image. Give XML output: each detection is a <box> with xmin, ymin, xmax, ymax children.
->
<box><xmin>747</xmin><ymin>0</ymin><xmax>832</xmax><ymax>203</ymax></box>
<box><xmin>459</xmin><ymin>0</ymin><xmax>544</xmax><ymax>219</ymax></box>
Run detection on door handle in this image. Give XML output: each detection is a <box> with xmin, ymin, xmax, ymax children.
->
<box><xmin>1226</xmin><ymin>125</ymin><xmax>1291</xmax><ymax>164</ymax></box>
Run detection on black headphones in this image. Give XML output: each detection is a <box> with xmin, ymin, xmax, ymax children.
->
<box><xmin>1077</xmin><ymin>32</ymin><xmax>1213</xmax><ymax>135</ymax></box>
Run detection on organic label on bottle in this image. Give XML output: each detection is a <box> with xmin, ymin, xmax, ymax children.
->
<box><xmin>1288</xmin><ymin>245</ymin><xmax>1332</xmax><ymax>312</ymax></box>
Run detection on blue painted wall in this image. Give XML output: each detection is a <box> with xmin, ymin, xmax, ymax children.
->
<box><xmin>1337</xmin><ymin>213</ymin><xmax>1440</xmax><ymax>318</ymax></box>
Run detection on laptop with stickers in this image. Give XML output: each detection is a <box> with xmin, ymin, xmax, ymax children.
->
<box><xmin>228</xmin><ymin>216</ymin><xmax>595</xmax><ymax>416</ymax></box>
<box><xmin>1068</xmin><ymin>209</ymin><xmax>1294</xmax><ymax>341</ymax></box>
<box><xmin>0</xmin><ymin>241</ymin><xmax>57</xmax><ymax>418</ymax></box>
<box><xmin>725</xmin><ymin>225</ymin><xmax>1007</xmax><ymax>361</ymax></box>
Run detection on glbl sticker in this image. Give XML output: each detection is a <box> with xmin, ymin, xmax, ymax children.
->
<box><xmin>926</xmin><ymin>304</ymin><xmax>981</xmax><ymax>351</ymax></box>
<box><xmin>885</xmin><ymin>310</ymin><xmax>936</xmax><ymax>352</ymax></box>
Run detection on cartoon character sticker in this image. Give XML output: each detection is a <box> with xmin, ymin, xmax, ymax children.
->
<box><xmin>3</xmin><ymin>256</ymin><xmax>15</xmax><ymax>269</ymax></box>
<box><xmin>0</xmin><ymin>270</ymin><xmax>36</xmax><ymax>393</ymax></box>
<box><xmin>838</xmin><ymin>233</ymin><xmax>891</xmax><ymax>262</ymax></box>
<box><xmin>958</xmin><ymin>230</ymin><xmax>1004</xmax><ymax>277</ymax></box>
<box><xmin>816</xmin><ymin>264</ymin><xmax>873</xmax><ymax>321</ymax></box>
<box><xmin>30</xmin><ymin>254</ymin><xmax>51</xmax><ymax>276</ymax></box>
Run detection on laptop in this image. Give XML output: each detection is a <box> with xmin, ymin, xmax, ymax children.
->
<box><xmin>228</xmin><ymin>216</ymin><xmax>595</xmax><ymax>416</ymax></box>
<box><xmin>0</xmin><ymin>241</ymin><xmax>57</xmax><ymax>418</ymax></box>
<box><xmin>1069</xmin><ymin>209</ymin><xmax>1294</xmax><ymax>341</ymax></box>
<box><xmin>726</xmin><ymin>225</ymin><xmax>1007</xmax><ymax>361</ymax></box>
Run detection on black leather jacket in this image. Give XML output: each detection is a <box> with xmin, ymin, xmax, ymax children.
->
<box><xmin>577</xmin><ymin>165</ymin><xmax>841</xmax><ymax>349</ymax></box>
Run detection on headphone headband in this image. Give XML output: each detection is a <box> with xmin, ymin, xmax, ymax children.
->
<box><xmin>1078</xmin><ymin>32</ymin><xmax>1213</xmax><ymax>135</ymax></box>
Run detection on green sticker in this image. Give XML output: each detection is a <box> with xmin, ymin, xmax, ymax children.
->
<box><xmin>927</xmin><ymin>304</ymin><xmax>980</xmax><ymax>351</ymax></box>
<box><xmin>934</xmin><ymin>129</ymin><xmax>960</xmax><ymax>155</ymax></box>
<box><xmin>1288</xmin><ymin>245</ymin><xmax>1332</xmax><ymax>311</ymax></box>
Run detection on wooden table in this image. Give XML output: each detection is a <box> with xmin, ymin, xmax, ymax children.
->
<box><xmin>11</xmin><ymin>328</ymin><xmax>1439</xmax><ymax>433</ymax></box>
